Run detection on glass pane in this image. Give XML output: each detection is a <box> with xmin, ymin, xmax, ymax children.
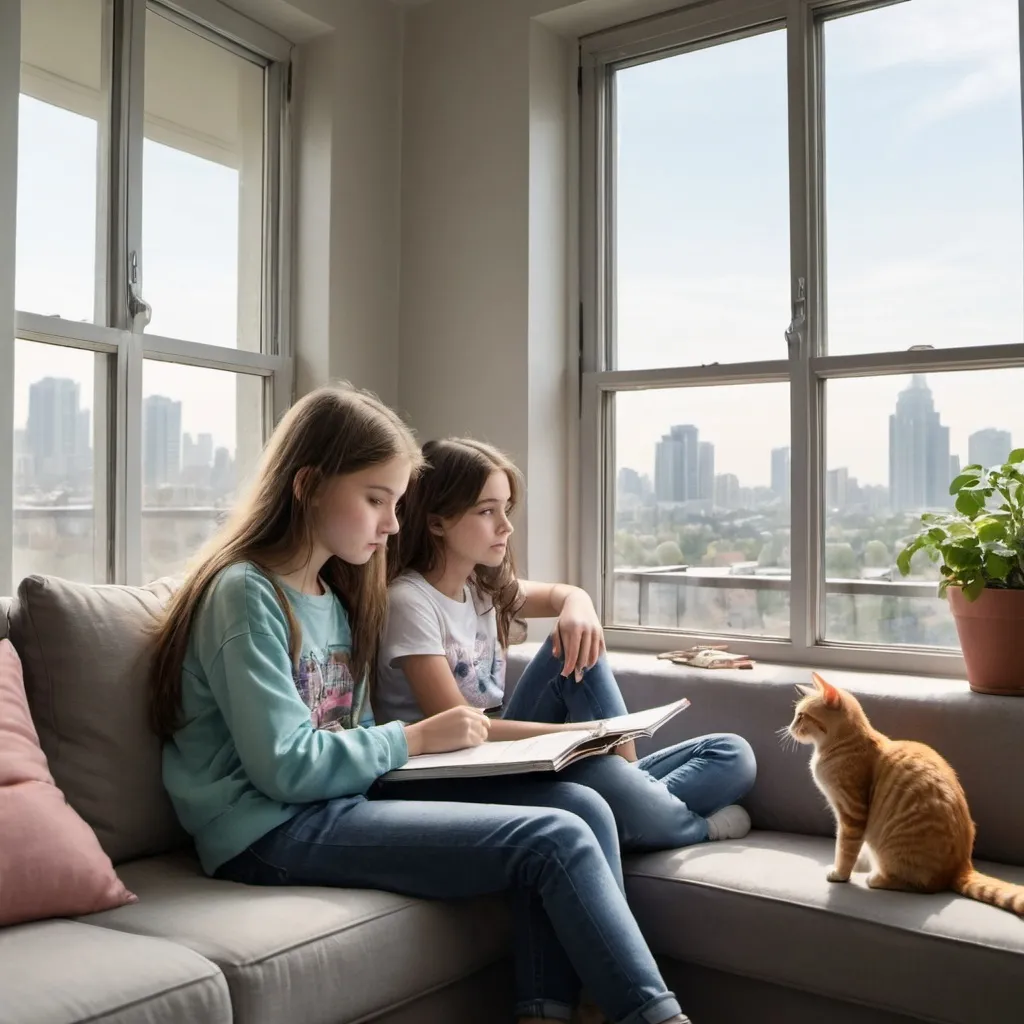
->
<box><xmin>610</xmin><ymin>384</ymin><xmax>790</xmax><ymax>637</ymax></box>
<box><xmin>17</xmin><ymin>0</ymin><xmax>107</xmax><ymax>322</ymax></box>
<box><xmin>13</xmin><ymin>340</ymin><xmax>109</xmax><ymax>585</ymax></box>
<box><xmin>823</xmin><ymin>1</ymin><xmax>1023</xmax><ymax>354</ymax></box>
<box><xmin>143</xmin><ymin>10</ymin><xmax>265</xmax><ymax>349</ymax></box>
<box><xmin>824</xmin><ymin>369</ymin><xmax>1023</xmax><ymax>646</ymax></box>
<box><xmin>614</xmin><ymin>29</ymin><xmax>790</xmax><ymax>370</ymax></box>
<box><xmin>141</xmin><ymin>362</ymin><xmax>263</xmax><ymax>582</ymax></box>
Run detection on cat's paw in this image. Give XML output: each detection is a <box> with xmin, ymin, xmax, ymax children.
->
<box><xmin>827</xmin><ymin>867</ymin><xmax>850</xmax><ymax>883</ymax></box>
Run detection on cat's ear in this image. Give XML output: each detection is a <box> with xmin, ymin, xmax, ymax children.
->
<box><xmin>812</xmin><ymin>671</ymin><xmax>842</xmax><ymax>708</ymax></box>
<box><xmin>794</xmin><ymin>684</ymin><xmax>815</xmax><ymax>698</ymax></box>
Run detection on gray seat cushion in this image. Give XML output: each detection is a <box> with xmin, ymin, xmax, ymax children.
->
<box><xmin>508</xmin><ymin>646</ymin><xmax>1024</xmax><ymax>865</ymax></box>
<box><xmin>625</xmin><ymin>831</ymin><xmax>1024</xmax><ymax>1024</ymax></box>
<box><xmin>87</xmin><ymin>852</ymin><xmax>512</xmax><ymax>1024</ymax></box>
<box><xmin>0</xmin><ymin>918</ymin><xmax>230</xmax><ymax>1024</ymax></box>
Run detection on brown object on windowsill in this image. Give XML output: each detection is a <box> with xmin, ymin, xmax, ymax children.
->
<box><xmin>657</xmin><ymin>644</ymin><xmax>755</xmax><ymax>670</ymax></box>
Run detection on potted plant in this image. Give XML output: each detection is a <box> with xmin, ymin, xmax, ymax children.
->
<box><xmin>896</xmin><ymin>449</ymin><xmax>1024</xmax><ymax>695</ymax></box>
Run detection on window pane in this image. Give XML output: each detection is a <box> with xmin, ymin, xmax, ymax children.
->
<box><xmin>143</xmin><ymin>11</ymin><xmax>265</xmax><ymax>349</ymax></box>
<box><xmin>610</xmin><ymin>384</ymin><xmax>790</xmax><ymax>637</ymax></box>
<box><xmin>823</xmin><ymin>369</ymin><xmax>1023</xmax><ymax>647</ymax></box>
<box><xmin>17</xmin><ymin>0</ymin><xmax>107</xmax><ymax>322</ymax></box>
<box><xmin>141</xmin><ymin>363</ymin><xmax>263</xmax><ymax>582</ymax></box>
<box><xmin>13</xmin><ymin>341</ymin><xmax>109</xmax><ymax>585</ymax></box>
<box><xmin>614</xmin><ymin>29</ymin><xmax>790</xmax><ymax>370</ymax></box>
<box><xmin>823</xmin><ymin>1</ymin><xmax>1023</xmax><ymax>354</ymax></box>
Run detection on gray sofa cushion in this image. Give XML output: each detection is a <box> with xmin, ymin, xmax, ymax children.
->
<box><xmin>87</xmin><ymin>851</ymin><xmax>513</xmax><ymax>1024</ymax></box>
<box><xmin>0</xmin><ymin>918</ymin><xmax>230</xmax><ymax>1024</ymax></box>
<box><xmin>509</xmin><ymin>646</ymin><xmax>1024</xmax><ymax>865</ymax></box>
<box><xmin>7</xmin><ymin>575</ymin><xmax>187</xmax><ymax>865</ymax></box>
<box><xmin>0</xmin><ymin>596</ymin><xmax>10</xmax><ymax>641</ymax></box>
<box><xmin>625</xmin><ymin>831</ymin><xmax>1024</xmax><ymax>1024</ymax></box>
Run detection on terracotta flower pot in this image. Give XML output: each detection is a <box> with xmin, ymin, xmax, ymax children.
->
<box><xmin>948</xmin><ymin>586</ymin><xmax>1024</xmax><ymax>695</ymax></box>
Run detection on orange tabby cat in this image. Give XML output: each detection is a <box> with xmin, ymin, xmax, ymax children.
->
<box><xmin>788</xmin><ymin>672</ymin><xmax>1024</xmax><ymax>914</ymax></box>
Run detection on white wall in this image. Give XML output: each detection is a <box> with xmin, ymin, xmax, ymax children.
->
<box><xmin>292</xmin><ymin>0</ymin><xmax>405</xmax><ymax>406</ymax></box>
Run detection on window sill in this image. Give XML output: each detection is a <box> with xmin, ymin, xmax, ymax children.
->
<box><xmin>507</xmin><ymin>641</ymin><xmax>974</xmax><ymax>700</ymax></box>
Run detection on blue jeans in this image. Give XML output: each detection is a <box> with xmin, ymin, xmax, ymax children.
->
<box><xmin>503</xmin><ymin>637</ymin><xmax>757</xmax><ymax>848</ymax></box>
<box><xmin>215</xmin><ymin>775</ymin><xmax>683</xmax><ymax>1024</ymax></box>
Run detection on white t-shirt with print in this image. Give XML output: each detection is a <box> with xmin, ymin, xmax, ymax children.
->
<box><xmin>375</xmin><ymin>571</ymin><xmax>506</xmax><ymax>725</ymax></box>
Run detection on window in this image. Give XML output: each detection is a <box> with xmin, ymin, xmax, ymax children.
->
<box><xmin>581</xmin><ymin>0</ymin><xmax>1024</xmax><ymax>676</ymax></box>
<box><xmin>2</xmin><ymin>0</ymin><xmax>292</xmax><ymax>593</ymax></box>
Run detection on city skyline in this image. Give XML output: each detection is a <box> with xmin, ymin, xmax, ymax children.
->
<box><xmin>621</xmin><ymin>374</ymin><xmax>1014</xmax><ymax>514</ymax></box>
<box><xmin>14</xmin><ymin>374</ymin><xmax>237</xmax><ymax>500</ymax></box>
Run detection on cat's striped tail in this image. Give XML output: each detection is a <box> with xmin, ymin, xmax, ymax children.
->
<box><xmin>954</xmin><ymin>870</ymin><xmax>1024</xmax><ymax>915</ymax></box>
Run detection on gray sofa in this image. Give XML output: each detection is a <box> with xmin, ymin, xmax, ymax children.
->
<box><xmin>1</xmin><ymin>575</ymin><xmax>1022</xmax><ymax>1024</ymax></box>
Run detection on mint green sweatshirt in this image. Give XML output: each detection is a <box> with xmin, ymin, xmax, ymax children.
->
<box><xmin>162</xmin><ymin>561</ymin><xmax>409</xmax><ymax>875</ymax></box>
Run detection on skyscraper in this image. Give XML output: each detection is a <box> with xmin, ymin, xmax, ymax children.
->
<box><xmin>771</xmin><ymin>446</ymin><xmax>791</xmax><ymax>503</ymax></box>
<box><xmin>826</xmin><ymin>467</ymin><xmax>850</xmax><ymax>511</ymax></box>
<box><xmin>143</xmin><ymin>395</ymin><xmax>183</xmax><ymax>489</ymax></box>
<box><xmin>968</xmin><ymin>428</ymin><xmax>1012</xmax><ymax>470</ymax></box>
<box><xmin>26</xmin><ymin>376</ymin><xmax>82</xmax><ymax>488</ymax></box>
<box><xmin>617</xmin><ymin>467</ymin><xmax>643</xmax><ymax>498</ymax></box>
<box><xmin>888</xmin><ymin>375</ymin><xmax>950</xmax><ymax>512</ymax></box>
<box><xmin>654</xmin><ymin>425</ymin><xmax>699</xmax><ymax>502</ymax></box>
<box><xmin>698</xmin><ymin>442</ymin><xmax>715</xmax><ymax>503</ymax></box>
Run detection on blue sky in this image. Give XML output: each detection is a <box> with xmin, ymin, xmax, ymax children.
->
<box><xmin>615</xmin><ymin>0</ymin><xmax>1023</xmax><ymax>487</ymax></box>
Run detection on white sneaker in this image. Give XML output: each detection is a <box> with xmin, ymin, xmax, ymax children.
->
<box><xmin>706</xmin><ymin>804</ymin><xmax>751</xmax><ymax>842</ymax></box>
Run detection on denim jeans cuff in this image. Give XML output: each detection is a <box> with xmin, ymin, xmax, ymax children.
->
<box><xmin>514</xmin><ymin>998</ymin><xmax>574</xmax><ymax>1021</ymax></box>
<box><xmin>625</xmin><ymin>992</ymin><xmax>685</xmax><ymax>1024</ymax></box>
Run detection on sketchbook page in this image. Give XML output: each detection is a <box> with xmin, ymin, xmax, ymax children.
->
<box><xmin>595</xmin><ymin>698</ymin><xmax>691</xmax><ymax>739</ymax></box>
<box><xmin>386</xmin><ymin>727</ymin><xmax>596</xmax><ymax>777</ymax></box>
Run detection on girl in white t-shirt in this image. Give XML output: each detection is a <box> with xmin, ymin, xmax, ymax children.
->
<box><xmin>377</xmin><ymin>437</ymin><xmax>757</xmax><ymax>850</ymax></box>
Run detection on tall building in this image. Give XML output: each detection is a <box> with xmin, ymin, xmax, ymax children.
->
<box><xmin>826</xmin><ymin>467</ymin><xmax>850</xmax><ymax>511</ymax></box>
<box><xmin>771</xmin><ymin>446</ymin><xmax>791</xmax><ymax>503</ymax></box>
<box><xmin>715</xmin><ymin>473</ymin><xmax>740</xmax><ymax>510</ymax></box>
<box><xmin>654</xmin><ymin>425</ymin><xmax>699</xmax><ymax>503</ymax></box>
<box><xmin>26</xmin><ymin>376</ymin><xmax>86</xmax><ymax>488</ymax></box>
<box><xmin>143</xmin><ymin>395</ymin><xmax>183</xmax><ymax>489</ymax></box>
<box><xmin>888</xmin><ymin>375</ymin><xmax>950</xmax><ymax>512</ymax></box>
<box><xmin>949</xmin><ymin>455</ymin><xmax>961</xmax><ymax>482</ymax></box>
<box><xmin>698</xmin><ymin>442</ymin><xmax>715</xmax><ymax>502</ymax></box>
<box><xmin>968</xmin><ymin>428</ymin><xmax>1012</xmax><ymax>470</ymax></box>
<box><xmin>183</xmin><ymin>432</ymin><xmax>214</xmax><ymax>470</ymax></box>
<box><xmin>617</xmin><ymin>466</ymin><xmax>643</xmax><ymax>498</ymax></box>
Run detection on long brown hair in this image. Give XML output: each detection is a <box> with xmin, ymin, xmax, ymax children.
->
<box><xmin>390</xmin><ymin>438</ymin><xmax>525</xmax><ymax>648</ymax></box>
<box><xmin>149</xmin><ymin>382</ymin><xmax>423</xmax><ymax>739</ymax></box>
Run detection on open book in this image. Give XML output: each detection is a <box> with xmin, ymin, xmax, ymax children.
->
<box><xmin>382</xmin><ymin>698</ymin><xmax>691</xmax><ymax>782</ymax></box>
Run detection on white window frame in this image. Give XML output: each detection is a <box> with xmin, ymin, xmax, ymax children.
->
<box><xmin>1</xmin><ymin>0</ymin><xmax>294</xmax><ymax>594</ymax></box>
<box><xmin>579</xmin><ymin>0</ymin><xmax>1024</xmax><ymax>677</ymax></box>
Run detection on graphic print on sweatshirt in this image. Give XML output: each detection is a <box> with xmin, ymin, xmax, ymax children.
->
<box><xmin>294</xmin><ymin>646</ymin><xmax>364</xmax><ymax>731</ymax></box>
<box><xmin>445</xmin><ymin>631</ymin><xmax>506</xmax><ymax>710</ymax></box>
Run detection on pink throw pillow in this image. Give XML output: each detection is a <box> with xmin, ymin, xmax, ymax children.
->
<box><xmin>0</xmin><ymin>639</ymin><xmax>136</xmax><ymax>926</ymax></box>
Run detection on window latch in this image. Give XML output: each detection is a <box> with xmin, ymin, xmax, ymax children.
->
<box><xmin>785</xmin><ymin>276</ymin><xmax>805</xmax><ymax>357</ymax></box>
<box><xmin>127</xmin><ymin>250</ymin><xmax>152</xmax><ymax>328</ymax></box>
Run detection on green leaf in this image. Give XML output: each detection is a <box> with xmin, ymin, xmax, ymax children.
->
<box><xmin>1008</xmin><ymin>448</ymin><xmax>1024</xmax><ymax>465</ymax></box>
<box><xmin>962</xmin><ymin>464</ymin><xmax>984</xmax><ymax>473</ymax></box>
<box><xmin>927</xmin><ymin>527</ymin><xmax>947</xmax><ymax>543</ymax></box>
<box><xmin>896</xmin><ymin>540</ymin><xmax>919</xmax><ymax>577</ymax></box>
<box><xmin>975</xmin><ymin>518</ymin><xmax>1006</xmax><ymax>543</ymax></box>
<box><xmin>947</xmin><ymin>519</ymin><xmax>977</xmax><ymax>538</ymax></box>
<box><xmin>963</xmin><ymin>577</ymin><xmax>987</xmax><ymax>601</ymax></box>
<box><xmin>985</xmin><ymin>552</ymin><xmax>1013</xmax><ymax>580</ymax></box>
<box><xmin>955</xmin><ymin>491</ymin><xmax>983</xmax><ymax>517</ymax></box>
<box><xmin>949</xmin><ymin>472</ymin><xmax>981</xmax><ymax>495</ymax></box>
<box><xmin>945</xmin><ymin>545</ymin><xmax>982</xmax><ymax>571</ymax></box>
